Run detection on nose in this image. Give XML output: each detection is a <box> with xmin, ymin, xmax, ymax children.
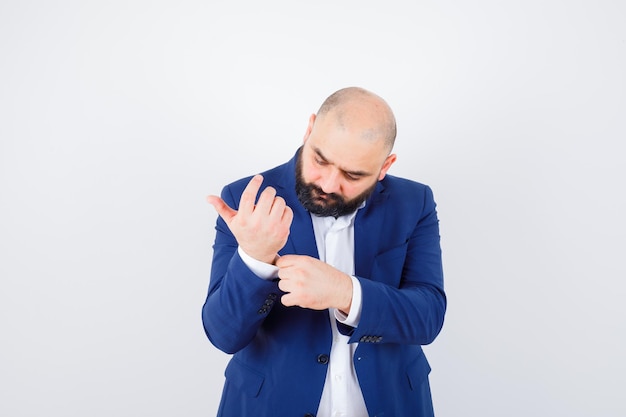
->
<box><xmin>319</xmin><ymin>169</ymin><xmax>342</xmax><ymax>195</ymax></box>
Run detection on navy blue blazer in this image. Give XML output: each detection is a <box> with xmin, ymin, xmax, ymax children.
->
<box><xmin>202</xmin><ymin>149</ymin><xmax>446</xmax><ymax>417</ymax></box>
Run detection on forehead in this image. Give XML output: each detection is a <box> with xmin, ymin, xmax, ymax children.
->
<box><xmin>305</xmin><ymin>119</ymin><xmax>388</xmax><ymax>173</ymax></box>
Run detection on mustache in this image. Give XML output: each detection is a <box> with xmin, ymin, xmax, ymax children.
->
<box><xmin>308</xmin><ymin>184</ymin><xmax>344</xmax><ymax>203</ymax></box>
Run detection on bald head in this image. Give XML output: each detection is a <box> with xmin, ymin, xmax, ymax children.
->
<box><xmin>316</xmin><ymin>87</ymin><xmax>397</xmax><ymax>151</ymax></box>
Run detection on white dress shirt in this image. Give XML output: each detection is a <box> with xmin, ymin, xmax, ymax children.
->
<box><xmin>238</xmin><ymin>206</ymin><xmax>368</xmax><ymax>417</ymax></box>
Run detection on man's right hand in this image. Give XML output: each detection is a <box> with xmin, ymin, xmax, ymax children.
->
<box><xmin>207</xmin><ymin>175</ymin><xmax>293</xmax><ymax>265</ymax></box>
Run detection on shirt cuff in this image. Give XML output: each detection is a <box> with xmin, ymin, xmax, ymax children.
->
<box><xmin>237</xmin><ymin>247</ymin><xmax>279</xmax><ymax>280</ymax></box>
<box><xmin>335</xmin><ymin>275</ymin><xmax>362</xmax><ymax>327</ymax></box>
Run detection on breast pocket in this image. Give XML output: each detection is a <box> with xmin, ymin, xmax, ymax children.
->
<box><xmin>370</xmin><ymin>240</ymin><xmax>409</xmax><ymax>287</ymax></box>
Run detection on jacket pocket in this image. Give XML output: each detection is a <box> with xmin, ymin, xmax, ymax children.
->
<box><xmin>406</xmin><ymin>352</ymin><xmax>431</xmax><ymax>391</ymax></box>
<box><xmin>224</xmin><ymin>359</ymin><xmax>265</xmax><ymax>398</ymax></box>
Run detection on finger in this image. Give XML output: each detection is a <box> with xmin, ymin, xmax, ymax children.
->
<box><xmin>275</xmin><ymin>254</ymin><xmax>309</xmax><ymax>270</ymax></box>
<box><xmin>254</xmin><ymin>186</ymin><xmax>277</xmax><ymax>215</ymax></box>
<box><xmin>275</xmin><ymin>254</ymin><xmax>296</xmax><ymax>268</ymax></box>
<box><xmin>276</xmin><ymin>264</ymin><xmax>292</xmax><ymax>280</ymax></box>
<box><xmin>280</xmin><ymin>293</ymin><xmax>296</xmax><ymax>307</ymax></box>
<box><xmin>268</xmin><ymin>195</ymin><xmax>286</xmax><ymax>222</ymax></box>
<box><xmin>239</xmin><ymin>175</ymin><xmax>264</xmax><ymax>215</ymax></box>
<box><xmin>206</xmin><ymin>195</ymin><xmax>237</xmax><ymax>223</ymax></box>
<box><xmin>282</xmin><ymin>204</ymin><xmax>294</xmax><ymax>226</ymax></box>
<box><xmin>277</xmin><ymin>277</ymin><xmax>291</xmax><ymax>292</ymax></box>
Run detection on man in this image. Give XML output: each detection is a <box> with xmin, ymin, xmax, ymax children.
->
<box><xmin>202</xmin><ymin>87</ymin><xmax>446</xmax><ymax>417</ymax></box>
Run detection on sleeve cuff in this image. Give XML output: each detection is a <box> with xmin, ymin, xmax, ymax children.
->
<box><xmin>335</xmin><ymin>275</ymin><xmax>362</xmax><ymax>327</ymax></box>
<box><xmin>237</xmin><ymin>247</ymin><xmax>279</xmax><ymax>280</ymax></box>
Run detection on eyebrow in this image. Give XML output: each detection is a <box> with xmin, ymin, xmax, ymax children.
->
<box><xmin>313</xmin><ymin>146</ymin><xmax>373</xmax><ymax>177</ymax></box>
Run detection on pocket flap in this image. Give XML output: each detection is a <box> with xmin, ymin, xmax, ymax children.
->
<box><xmin>225</xmin><ymin>359</ymin><xmax>265</xmax><ymax>398</ymax></box>
<box><xmin>406</xmin><ymin>353</ymin><xmax>431</xmax><ymax>391</ymax></box>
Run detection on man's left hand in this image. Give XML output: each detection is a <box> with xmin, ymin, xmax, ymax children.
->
<box><xmin>275</xmin><ymin>255</ymin><xmax>353</xmax><ymax>313</ymax></box>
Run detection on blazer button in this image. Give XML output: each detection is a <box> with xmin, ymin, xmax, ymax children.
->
<box><xmin>304</xmin><ymin>414</ymin><xmax>315</xmax><ymax>417</ymax></box>
<box><xmin>316</xmin><ymin>354</ymin><xmax>329</xmax><ymax>365</ymax></box>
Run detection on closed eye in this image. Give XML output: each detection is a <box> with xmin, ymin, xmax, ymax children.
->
<box><xmin>343</xmin><ymin>172</ymin><xmax>363</xmax><ymax>181</ymax></box>
<box><xmin>315</xmin><ymin>157</ymin><xmax>328</xmax><ymax>166</ymax></box>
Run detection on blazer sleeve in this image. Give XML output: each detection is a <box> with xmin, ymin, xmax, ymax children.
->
<box><xmin>350</xmin><ymin>185</ymin><xmax>446</xmax><ymax>346</ymax></box>
<box><xmin>201</xmin><ymin>184</ymin><xmax>281</xmax><ymax>354</ymax></box>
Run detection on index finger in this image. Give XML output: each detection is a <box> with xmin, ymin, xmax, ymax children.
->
<box><xmin>238</xmin><ymin>174</ymin><xmax>264</xmax><ymax>215</ymax></box>
<box><xmin>275</xmin><ymin>254</ymin><xmax>299</xmax><ymax>268</ymax></box>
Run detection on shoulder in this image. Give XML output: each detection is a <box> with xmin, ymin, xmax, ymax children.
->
<box><xmin>375</xmin><ymin>175</ymin><xmax>438</xmax><ymax>219</ymax></box>
<box><xmin>380</xmin><ymin>175</ymin><xmax>435</xmax><ymax>201</ymax></box>
<box><xmin>380</xmin><ymin>174</ymin><xmax>428</xmax><ymax>191</ymax></box>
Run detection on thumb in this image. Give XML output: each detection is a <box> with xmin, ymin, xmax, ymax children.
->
<box><xmin>206</xmin><ymin>195</ymin><xmax>237</xmax><ymax>223</ymax></box>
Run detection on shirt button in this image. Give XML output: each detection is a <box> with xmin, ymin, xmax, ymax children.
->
<box><xmin>316</xmin><ymin>354</ymin><xmax>329</xmax><ymax>365</ymax></box>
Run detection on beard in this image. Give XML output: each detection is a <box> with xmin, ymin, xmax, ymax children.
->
<box><xmin>295</xmin><ymin>151</ymin><xmax>377</xmax><ymax>218</ymax></box>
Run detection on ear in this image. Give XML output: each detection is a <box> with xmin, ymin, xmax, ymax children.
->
<box><xmin>378</xmin><ymin>154</ymin><xmax>397</xmax><ymax>181</ymax></box>
<box><xmin>302</xmin><ymin>114</ymin><xmax>316</xmax><ymax>143</ymax></box>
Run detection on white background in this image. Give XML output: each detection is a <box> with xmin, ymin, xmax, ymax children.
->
<box><xmin>1</xmin><ymin>1</ymin><xmax>624</xmax><ymax>416</ymax></box>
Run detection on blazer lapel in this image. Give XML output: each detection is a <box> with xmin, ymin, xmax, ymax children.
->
<box><xmin>286</xmin><ymin>203</ymin><xmax>319</xmax><ymax>258</ymax></box>
<box><xmin>354</xmin><ymin>181</ymin><xmax>389</xmax><ymax>278</ymax></box>
<box><xmin>274</xmin><ymin>150</ymin><xmax>319</xmax><ymax>259</ymax></box>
